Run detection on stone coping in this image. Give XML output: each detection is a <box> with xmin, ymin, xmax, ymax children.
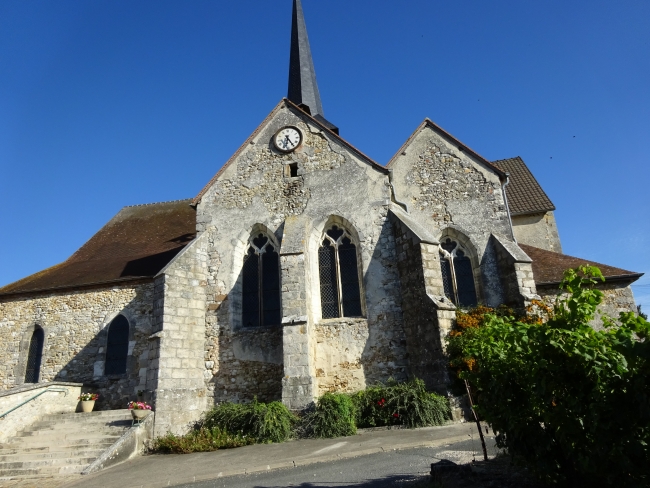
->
<box><xmin>0</xmin><ymin>382</ymin><xmax>83</xmax><ymax>399</ymax></box>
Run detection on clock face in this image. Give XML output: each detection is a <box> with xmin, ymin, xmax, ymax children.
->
<box><xmin>273</xmin><ymin>126</ymin><xmax>302</xmax><ymax>153</ymax></box>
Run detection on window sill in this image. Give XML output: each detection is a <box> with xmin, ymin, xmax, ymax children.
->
<box><xmin>237</xmin><ymin>323</ymin><xmax>283</xmax><ymax>332</ymax></box>
<box><xmin>103</xmin><ymin>374</ymin><xmax>128</xmax><ymax>380</ymax></box>
<box><xmin>316</xmin><ymin>316</ymin><xmax>367</xmax><ymax>326</ymax></box>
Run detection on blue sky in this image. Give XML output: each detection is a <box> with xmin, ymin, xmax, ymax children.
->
<box><xmin>1</xmin><ymin>0</ymin><xmax>649</xmax><ymax>311</ymax></box>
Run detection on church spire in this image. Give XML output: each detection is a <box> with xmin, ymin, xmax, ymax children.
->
<box><xmin>287</xmin><ymin>0</ymin><xmax>338</xmax><ymax>133</ymax></box>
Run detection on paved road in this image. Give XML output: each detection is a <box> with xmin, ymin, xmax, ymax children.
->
<box><xmin>172</xmin><ymin>438</ymin><xmax>499</xmax><ymax>488</ymax></box>
<box><xmin>64</xmin><ymin>422</ymin><xmax>487</xmax><ymax>488</ymax></box>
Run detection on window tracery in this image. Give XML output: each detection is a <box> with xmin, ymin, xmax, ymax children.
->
<box><xmin>318</xmin><ymin>225</ymin><xmax>362</xmax><ymax>319</ymax></box>
<box><xmin>439</xmin><ymin>238</ymin><xmax>478</xmax><ymax>308</ymax></box>
<box><xmin>242</xmin><ymin>233</ymin><xmax>281</xmax><ymax>328</ymax></box>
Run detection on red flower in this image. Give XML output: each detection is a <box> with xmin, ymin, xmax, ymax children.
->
<box><xmin>392</xmin><ymin>413</ymin><xmax>399</xmax><ymax>418</ymax></box>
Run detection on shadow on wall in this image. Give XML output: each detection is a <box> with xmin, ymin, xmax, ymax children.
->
<box><xmin>50</xmin><ymin>287</ymin><xmax>154</xmax><ymax>411</ymax></box>
<box><xmin>355</xmin><ymin>217</ymin><xmax>409</xmax><ymax>391</ymax></box>
<box><xmin>390</xmin><ymin>218</ymin><xmax>448</xmax><ymax>394</ymax></box>
<box><xmin>205</xmin><ymin>232</ymin><xmax>284</xmax><ymax>407</ymax></box>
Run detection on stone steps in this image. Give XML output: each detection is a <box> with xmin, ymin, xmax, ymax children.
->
<box><xmin>0</xmin><ymin>449</ymin><xmax>105</xmax><ymax>462</ymax></box>
<box><xmin>0</xmin><ymin>409</ymin><xmax>133</xmax><ymax>481</ymax></box>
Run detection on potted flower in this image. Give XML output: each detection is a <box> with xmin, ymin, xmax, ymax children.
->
<box><xmin>127</xmin><ymin>400</ymin><xmax>152</xmax><ymax>422</ymax></box>
<box><xmin>78</xmin><ymin>393</ymin><xmax>99</xmax><ymax>412</ymax></box>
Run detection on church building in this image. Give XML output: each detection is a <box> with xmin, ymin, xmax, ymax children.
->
<box><xmin>0</xmin><ymin>1</ymin><xmax>642</xmax><ymax>435</ymax></box>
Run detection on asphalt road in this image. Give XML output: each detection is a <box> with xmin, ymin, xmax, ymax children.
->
<box><xmin>172</xmin><ymin>437</ymin><xmax>500</xmax><ymax>488</ymax></box>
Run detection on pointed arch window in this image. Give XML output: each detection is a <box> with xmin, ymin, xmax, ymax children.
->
<box><xmin>242</xmin><ymin>234</ymin><xmax>281</xmax><ymax>328</ymax></box>
<box><xmin>105</xmin><ymin>315</ymin><xmax>129</xmax><ymax>375</ymax></box>
<box><xmin>25</xmin><ymin>327</ymin><xmax>44</xmax><ymax>384</ymax></box>
<box><xmin>439</xmin><ymin>238</ymin><xmax>478</xmax><ymax>308</ymax></box>
<box><xmin>318</xmin><ymin>225</ymin><xmax>363</xmax><ymax>319</ymax></box>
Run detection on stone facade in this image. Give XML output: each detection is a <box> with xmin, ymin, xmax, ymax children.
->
<box><xmin>0</xmin><ymin>284</ymin><xmax>153</xmax><ymax>410</ymax></box>
<box><xmin>512</xmin><ymin>211</ymin><xmax>562</xmax><ymax>253</ymax></box>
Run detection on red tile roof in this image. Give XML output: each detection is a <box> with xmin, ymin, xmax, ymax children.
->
<box><xmin>0</xmin><ymin>200</ymin><xmax>196</xmax><ymax>297</ymax></box>
<box><xmin>520</xmin><ymin>244</ymin><xmax>642</xmax><ymax>286</ymax></box>
<box><xmin>492</xmin><ymin>157</ymin><xmax>556</xmax><ymax>216</ymax></box>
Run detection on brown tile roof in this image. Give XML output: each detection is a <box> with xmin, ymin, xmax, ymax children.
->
<box><xmin>492</xmin><ymin>157</ymin><xmax>555</xmax><ymax>216</ymax></box>
<box><xmin>0</xmin><ymin>200</ymin><xmax>196</xmax><ymax>297</ymax></box>
<box><xmin>520</xmin><ymin>244</ymin><xmax>643</xmax><ymax>286</ymax></box>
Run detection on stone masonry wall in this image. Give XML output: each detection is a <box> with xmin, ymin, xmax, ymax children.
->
<box><xmin>537</xmin><ymin>282</ymin><xmax>638</xmax><ymax>330</ymax></box>
<box><xmin>390</xmin><ymin>125</ymin><xmax>512</xmax><ymax>307</ymax></box>
<box><xmin>195</xmin><ymin>103</ymin><xmax>409</xmax><ymax>409</ymax></box>
<box><xmin>147</xmin><ymin>233</ymin><xmax>209</xmax><ymax>436</ymax></box>
<box><xmin>391</xmin><ymin>218</ymin><xmax>454</xmax><ymax>392</ymax></box>
<box><xmin>0</xmin><ymin>283</ymin><xmax>154</xmax><ymax>410</ymax></box>
<box><xmin>314</xmin><ymin>316</ymin><xmax>407</xmax><ymax>397</ymax></box>
<box><xmin>512</xmin><ymin>212</ymin><xmax>562</xmax><ymax>253</ymax></box>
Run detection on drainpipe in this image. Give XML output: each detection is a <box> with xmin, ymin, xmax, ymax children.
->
<box><xmin>501</xmin><ymin>173</ymin><xmax>517</xmax><ymax>242</ymax></box>
<box><xmin>388</xmin><ymin>169</ymin><xmax>409</xmax><ymax>213</ymax></box>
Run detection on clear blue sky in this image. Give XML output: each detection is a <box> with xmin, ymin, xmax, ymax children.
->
<box><xmin>1</xmin><ymin>0</ymin><xmax>649</xmax><ymax>310</ymax></box>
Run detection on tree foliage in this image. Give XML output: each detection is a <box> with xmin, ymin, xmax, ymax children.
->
<box><xmin>448</xmin><ymin>266</ymin><xmax>650</xmax><ymax>486</ymax></box>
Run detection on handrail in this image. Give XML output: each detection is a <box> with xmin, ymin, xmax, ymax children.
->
<box><xmin>0</xmin><ymin>386</ymin><xmax>70</xmax><ymax>420</ymax></box>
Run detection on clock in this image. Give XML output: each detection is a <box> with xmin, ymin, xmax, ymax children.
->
<box><xmin>273</xmin><ymin>126</ymin><xmax>302</xmax><ymax>153</ymax></box>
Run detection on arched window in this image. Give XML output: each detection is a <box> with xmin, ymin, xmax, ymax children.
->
<box><xmin>25</xmin><ymin>327</ymin><xmax>44</xmax><ymax>384</ymax></box>
<box><xmin>242</xmin><ymin>234</ymin><xmax>281</xmax><ymax>327</ymax></box>
<box><xmin>318</xmin><ymin>225</ymin><xmax>362</xmax><ymax>319</ymax></box>
<box><xmin>439</xmin><ymin>237</ymin><xmax>478</xmax><ymax>308</ymax></box>
<box><xmin>105</xmin><ymin>315</ymin><xmax>129</xmax><ymax>375</ymax></box>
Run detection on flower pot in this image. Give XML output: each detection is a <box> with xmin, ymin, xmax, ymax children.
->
<box><xmin>81</xmin><ymin>400</ymin><xmax>95</xmax><ymax>413</ymax></box>
<box><xmin>130</xmin><ymin>409</ymin><xmax>150</xmax><ymax>421</ymax></box>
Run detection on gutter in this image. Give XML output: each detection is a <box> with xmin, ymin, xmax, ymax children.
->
<box><xmin>501</xmin><ymin>173</ymin><xmax>516</xmax><ymax>242</ymax></box>
<box><xmin>535</xmin><ymin>273</ymin><xmax>645</xmax><ymax>288</ymax></box>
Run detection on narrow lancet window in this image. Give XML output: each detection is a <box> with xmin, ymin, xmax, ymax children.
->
<box><xmin>242</xmin><ymin>234</ymin><xmax>282</xmax><ymax>327</ymax></box>
<box><xmin>439</xmin><ymin>238</ymin><xmax>478</xmax><ymax>308</ymax></box>
<box><xmin>318</xmin><ymin>225</ymin><xmax>362</xmax><ymax>319</ymax></box>
<box><xmin>25</xmin><ymin>327</ymin><xmax>44</xmax><ymax>384</ymax></box>
<box><xmin>105</xmin><ymin>315</ymin><xmax>129</xmax><ymax>375</ymax></box>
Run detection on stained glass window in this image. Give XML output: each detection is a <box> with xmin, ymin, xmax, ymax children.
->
<box><xmin>105</xmin><ymin>315</ymin><xmax>129</xmax><ymax>375</ymax></box>
<box><xmin>242</xmin><ymin>233</ymin><xmax>282</xmax><ymax>327</ymax></box>
<box><xmin>439</xmin><ymin>238</ymin><xmax>478</xmax><ymax>308</ymax></box>
<box><xmin>318</xmin><ymin>225</ymin><xmax>363</xmax><ymax>319</ymax></box>
<box><xmin>25</xmin><ymin>327</ymin><xmax>44</xmax><ymax>384</ymax></box>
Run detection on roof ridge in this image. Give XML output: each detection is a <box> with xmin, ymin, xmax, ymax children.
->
<box><xmin>123</xmin><ymin>198</ymin><xmax>192</xmax><ymax>209</ymax></box>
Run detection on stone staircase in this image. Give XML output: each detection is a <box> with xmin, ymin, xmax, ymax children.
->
<box><xmin>0</xmin><ymin>409</ymin><xmax>132</xmax><ymax>480</ymax></box>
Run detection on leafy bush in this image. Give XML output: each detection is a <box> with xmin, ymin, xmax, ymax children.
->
<box><xmin>353</xmin><ymin>378</ymin><xmax>450</xmax><ymax>429</ymax></box>
<box><xmin>448</xmin><ymin>266</ymin><xmax>650</xmax><ymax>486</ymax></box>
<box><xmin>151</xmin><ymin>426</ymin><xmax>254</xmax><ymax>454</ymax></box>
<box><xmin>204</xmin><ymin>398</ymin><xmax>297</xmax><ymax>443</ymax></box>
<box><xmin>308</xmin><ymin>392</ymin><xmax>357</xmax><ymax>438</ymax></box>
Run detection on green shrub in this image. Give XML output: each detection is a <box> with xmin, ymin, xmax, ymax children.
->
<box><xmin>448</xmin><ymin>266</ymin><xmax>650</xmax><ymax>486</ymax></box>
<box><xmin>151</xmin><ymin>426</ymin><xmax>254</xmax><ymax>454</ymax></box>
<box><xmin>352</xmin><ymin>379</ymin><xmax>450</xmax><ymax>429</ymax></box>
<box><xmin>204</xmin><ymin>398</ymin><xmax>296</xmax><ymax>443</ymax></box>
<box><xmin>309</xmin><ymin>392</ymin><xmax>357</xmax><ymax>438</ymax></box>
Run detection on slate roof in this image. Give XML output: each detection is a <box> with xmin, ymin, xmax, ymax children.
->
<box><xmin>492</xmin><ymin>156</ymin><xmax>556</xmax><ymax>216</ymax></box>
<box><xmin>520</xmin><ymin>244</ymin><xmax>643</xmax><ymax>286</ymax></box>
<box><xmin>0</xmin><ymin>200</ymin><xmax>196</xmax><ymax>297</ymax></box>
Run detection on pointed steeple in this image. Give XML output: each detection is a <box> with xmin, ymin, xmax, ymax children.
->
<box><xmin>288</xmin><ymin>0</ymin><xmax>338</xmax><ymax>133</ymax></box>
